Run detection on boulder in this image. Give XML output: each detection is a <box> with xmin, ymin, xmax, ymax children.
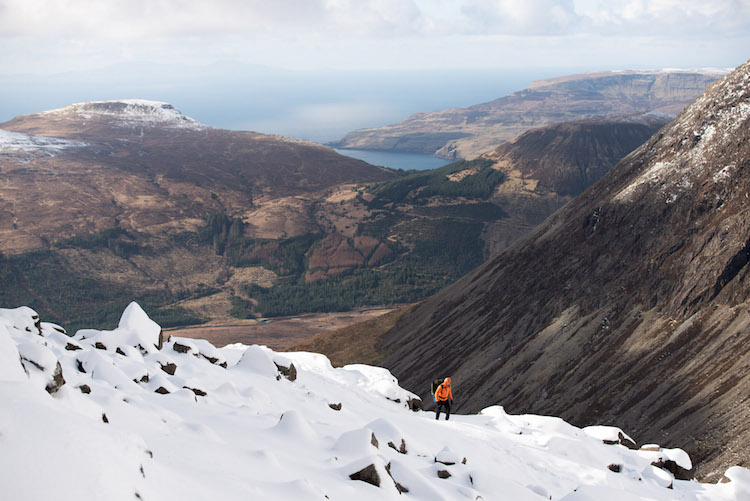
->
<box><xmin>45</xmin><ymin>361</ymin><xmax>65</xmax><ymax>394</ymax></box>
<box><xmin>407</xmin><ymin>397</ymin><xmax>423</xmax><ymax>412</ymax></box>
<box><xmin>275</xmin><ymin>362</ymin><xmax>297</xmax><ymax>382</ymax></box>
<box><xmin>651</xmin><ymin>459</ymin><xmax>694</xmax><ymax>481</ymax></box>
<box><xmin>388</xmin><ymin>439</ymin><xmax>407</xmax><ymax>455</ymax></box>
<box><xmin>349</xmin><ymin>463</ymin><xmax>380</xmax><ymax>487</ymax></box>
<box><xmin>160</xmin><ymin>362</ymin><xmax>177</xmax><ymax>375</ymax></box>
<box><xmin>173</xmin><ymin>342</ymin><xmax>191</xmax><ymax>354</ymax></box>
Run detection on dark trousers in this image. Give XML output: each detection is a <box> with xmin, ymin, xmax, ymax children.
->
<box><xmin>435</xmin><ymin>400</ymin><xmax>451</xmax><ymax>420</ymax></box>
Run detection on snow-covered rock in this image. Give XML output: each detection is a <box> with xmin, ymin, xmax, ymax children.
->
<box><xmin>39</xmin><ymin>99</ymin><xmax>209</xmax><ymax>130</ymax></box>
<box><xmin>0</xmin><ymin>302</ymin><xmax>748</xmax><ymax>500</ymax></box>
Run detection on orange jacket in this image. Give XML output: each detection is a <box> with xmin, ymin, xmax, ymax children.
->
<box><xmin>435</xmin><ymin>381</ymin><xmax>453</xmax><ymax>402</ymax></box>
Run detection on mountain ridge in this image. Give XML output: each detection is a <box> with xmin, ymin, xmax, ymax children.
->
<box><xmin>330</xmin><ymin>69</ymin><xmax>727</xmax><ymax>160</ymax></box>
<box><xmin>373</xmin><ymin>59</ymin><xmax>750</xmax><ymax>480</ymax></box>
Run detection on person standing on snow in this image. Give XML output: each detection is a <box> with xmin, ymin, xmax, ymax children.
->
<box><xmin>434</xmin><ymin>377</ymin><xmax>453</xmax><ymax>420</ymax></box>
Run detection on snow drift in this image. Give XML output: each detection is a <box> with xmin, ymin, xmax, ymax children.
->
<box><xmin>0</xmin><ymin>303</ymin><xmax>748</xmax><ymax>500</ymax></box>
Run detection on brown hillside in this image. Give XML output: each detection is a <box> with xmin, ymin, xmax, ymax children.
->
<box><xmin>330</xmin><ymin>70</ymin><xmax>724</xmax><ymax>160</ymax></box>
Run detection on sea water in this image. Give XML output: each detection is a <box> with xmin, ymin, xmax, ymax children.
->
<box><xmin>333</xmin><ymin>148</ymin><xmax>453</xmax><ymax>171</ymax></box>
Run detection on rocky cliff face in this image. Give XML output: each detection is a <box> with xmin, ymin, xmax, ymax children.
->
<box><xmin>376</xmin><ymin>60</ymin><xmax>750</xmax><ymax>480</ymax></box>
<box><xmin>330</xmin><ymin>70</ymin><xmax>725</xmax><ymax>160</ymax></box>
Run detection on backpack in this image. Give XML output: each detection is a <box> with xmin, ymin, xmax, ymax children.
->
<box><xmin>430</xmin><ymin>378</ymin><xmax>445</xmax><ymax>400</ymax></box>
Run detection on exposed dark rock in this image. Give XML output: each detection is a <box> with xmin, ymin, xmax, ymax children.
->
<box><xmin>65</xmin><ymin>343</ymin><xmax>81</xmax><ymax>351</ymax></box>
<box><xmin>155</xmin><ymin>386</ymin><xmax>170</xmax><ymax>395</ymax></box>
<box><xmin>619</xmin><ymin>432</ymin><xmax>637</xmax><ymax>449</ymax></box>
<box><xmin>157</xmin><ymin>329</ymin><xmax>169</xmax><ymax>350</ymax></box>
<box><xmin>328</xmin><ymin>402</ymin><xmax>342</xmax><ymax>411</ymax></box>
<box><xmin>407</xmin><ymin>397</ymin><xmax>423</xmax><ymax>412</ymax></box>
<box><xmin>76</xmin><ymin>359</ymin><xmax>85</xmax><ymax>373</ymax></box>
<box><xmin>388</xmin><ymin>439</ymin><xmax>407</xmax><ymax>455</ymax></box>
<box><xmin>160</xmin><ymin>363</ymin><xmax>177</xmax><ymax>376</ymax></box>
<box><xmin>437</xmin><ymin>469</ymin><xmax>451</xmax><ymax>479</ymax></box>
<box><xmin>349</xmin><ymin>464</ymin><xmax>380</xmax><ymax>487</ymax></box>
<box><xmin>116</xmin><ymin>347</ymin><xmax>126</xmax><ymax>356</ymax></box>
<box><xmin>371</xmin><ymin>433</ymin><xmax>379</xmax><ymax>448</ymax></box>
<box><xmin>201</xmin><ymin>354</ymin><xmax>220</xmax><ymax>365</ymax></box>
<box><xmin>94</xmin><ymin>342</ymin><xmax>107</xmax><ymax>350</ymax></box>
<box><xmin>78</xmin><ymin>384</ymin><xmax>91</xmax><ymax>394</ymax></box>
<box><xmin>608</xmin><ymin>464</ymin><xmax>623</xmax><ymax>473</ymax></box>
<box><xmin>20</xmin><ymin>356</ymin><xmax>44</xmax><ymax>372</ymax></box>
<box><xmin>32</xmin><ymin>314</ymin><xmax>42</xmax><ymax>336</ymax></box>
<box><xmin>102</xmin><ymin>413</ymin><xmax>109</xmax><ymax>423</ymax></box>
<box><xmin>44</xmin><ymin>361</ymin><xmax>65</xmax><ymax>394</ymax></box>
<box><xmin>275</xmin><ymin>362</ymin><xmax>297</xmax><ymax>382</ymax></box>
<box><xmin>173</xmin><ymin>342</ymin><xmax>191</xmax><ymax>354</ymax></box>
<box><xmin>385</xmin><ymin>462</ymin><xmax>409</xmax><ymax>494</ymax></box>
<box><xmin>50</xmin><ymin>324</ymin><xmax>66</xmax><ymax>335</ymax></box>
<box><xmin>183</xmin><ymin>386</ymin><xmax>207</xmax><ymax>397</ymax></box>
<box><xmin>651</xmin><ymin>460</ymin><xmax>694</xmax><ymax>481</ymax></box>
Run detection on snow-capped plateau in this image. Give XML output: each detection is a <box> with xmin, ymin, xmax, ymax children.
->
<box><xmin>38</xmin><ymin>99</ymin><xmax>209</xmax><ymax>130</ymax></box>
<box><xmin>1</xmin><ymin>303</ymin><xmax>748</xmax><ymax>500</ymax></box>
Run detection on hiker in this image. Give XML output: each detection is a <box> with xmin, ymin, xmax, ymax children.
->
<box><xmin>434</xmin><ymin>377</ymin><xmax>453</xmax><ymax>420</ymax></box>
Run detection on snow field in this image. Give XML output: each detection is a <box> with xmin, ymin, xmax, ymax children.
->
<box><xmin>1</xmin><ymin>303</ymin><xmax>749</xmax><ymax>500</ymax></box>
<box><xmin>0</xmin><ymin>129</ymin><xmax>86</xmax><ymax>155</ymax></box>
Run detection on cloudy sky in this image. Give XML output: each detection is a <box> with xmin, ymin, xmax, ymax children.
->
<box><xmin>1</xmin><ymin>0</ymin><xmax>748</xmax><ymax>74</ymax></box>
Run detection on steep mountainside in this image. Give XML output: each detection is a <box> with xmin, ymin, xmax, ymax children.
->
<box><xmin>483</xmin><ymin>113</ymin><xmax>671</xmax><ymax>196</ymax></box>
<box><xmin>374</xmin><ymin>60</ymin><xmax>750</xmax><ymax>480</ymax></box>
<box><xmin>330</xmin><ymin>70</ymin><xmax>725</xmax><ymax>160</ymax></box>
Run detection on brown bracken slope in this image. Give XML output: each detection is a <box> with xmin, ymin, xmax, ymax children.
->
<box><xmin>375</xmin><ymin>59</ymin><xmax>750</xmax><ymax>480</ymax></box>
<box><xmin>0</xmin><ymin>101</ymin><xmax>392</xmax><ymax>254</ymax></box>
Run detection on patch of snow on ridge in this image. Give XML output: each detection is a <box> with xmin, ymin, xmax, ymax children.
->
<box><xmin>613</xmin><ymin>62</ymin><xmax>750</xmax><ymax>204</ymax></box>
<box><xmin>1</xmin><ymin>303</ymin><xmax>749</xmax><ymax>501</ymax></box>
<box><xmin>40</xmin><ymin>99</ymin><xmax>209</xmax><ymax>130</ymax></box>
<box><xmin>0</xmin><ymin>129</ymin><xmax>86</xmax><ymax>155</ymax></box>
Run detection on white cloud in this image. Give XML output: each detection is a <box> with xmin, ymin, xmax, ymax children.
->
<box><xmin>458</xmin><ymin>0</ymin><xmax>582</xmax><ymax>35</ymax></box>
<box><xmin>0</xmin><ymin>0</ymin><xmax>747</xmax><ymax>40</ymax></box>
<box><xmin>0</xmin><ymin>0</ymin><xmax>747</xmax><ymax>74</ymax></box>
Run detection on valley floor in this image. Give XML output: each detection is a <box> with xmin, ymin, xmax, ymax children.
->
<box><xmin>165</xmin><ymin>306</ymin><xmax>400</xmax><ymax>350</ymax></box>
